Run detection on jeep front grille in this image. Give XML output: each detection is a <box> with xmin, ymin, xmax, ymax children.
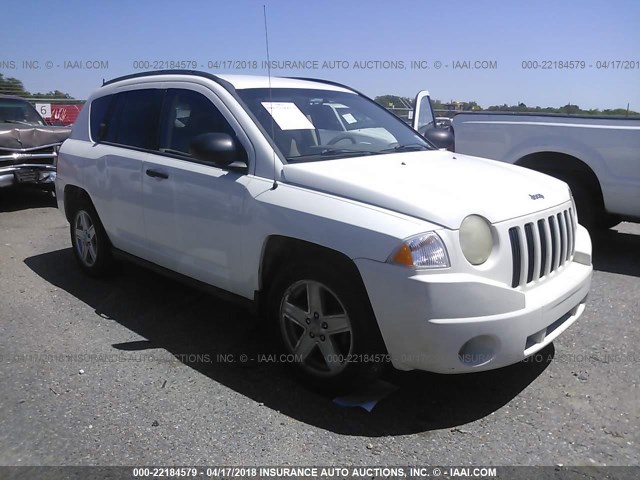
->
<box><xmin>508</xmin><ymin>208</ymin><xmax>576</xmax><ymax>288</ymax></box>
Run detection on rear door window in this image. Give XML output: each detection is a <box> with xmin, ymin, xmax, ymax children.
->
<box><xmin>105</xmin><ymin>89</ymin><xmax>164</xmax><ymax>150</ymax></box>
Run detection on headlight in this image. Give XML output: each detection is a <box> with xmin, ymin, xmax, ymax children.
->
<box><xmin>459</xmin><ymin>215</ymin><xmax>493</xmax><ymax>265</ymax></box>
<box><xmin>388</xmin><ymin>232</ymin><xmax>450</xmax><ymax>269</ymax></box>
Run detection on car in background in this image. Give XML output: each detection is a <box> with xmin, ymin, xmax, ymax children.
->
<box><xmin>0</xmin><ymin>94</ymin><xmax>71</xmax><ymax>191</ymax></box>
<box><xmin>449</xmin><ymin>111</ymin><xmax>640</xmax><ymax>230</ymax></box>
<box><xmin>411</xmin><ymin>91</ymin><xmax>640</xmax><ymax>230</ymax></box>
<box><xmin>435</xmin><ymin>116</ymin><xmax>453</xmax><ymax>129</ymax></box>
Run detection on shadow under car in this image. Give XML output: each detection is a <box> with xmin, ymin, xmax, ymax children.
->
<box><xmin>0</xmin><ymin>187</ymin><xmax>57</xmax><ymax>213</ymax></box>
<box><xmin>25</xmin><ymin>247</ymin><xmax>553</xmax><ymax>436</ymax></box>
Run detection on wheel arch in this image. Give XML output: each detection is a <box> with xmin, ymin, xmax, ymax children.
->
<box><xmin>63</xmin><ymin>184</ymin><xmax>115</xmax><ymax>240</ymax></box>
<box><xmin>256</xmin><ymin>235</ymin><xmax>380</xmax><ymax>326</ymax></box>
<box><xmin>259</xmin><ymin>235</ymin><xmax>367</xmax><ymax>294</ymax></box>
<box><xmin>63</xmin><ymin>184</ymin><xmax>93</xmax><ymax>223</ymax></box>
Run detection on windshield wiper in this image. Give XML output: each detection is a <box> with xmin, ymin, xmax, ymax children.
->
<box><xmin>381</xmin><ymin>143</ymin><xmax>430</xmax><ymax>153</ymax></box>
<box><xmin>287</xmin><ymin>148</ymin><xmax>380</xmax><ymax>163</ymax></box>
<box><xmin>319</xmin><ymin>148</ymin><xmax>380</xmax><ymax>157</ymax></box>
<box><xmin>286</xmin><ymin>148</ymin><xmax>382</xmax><ymax>163</ymax></box>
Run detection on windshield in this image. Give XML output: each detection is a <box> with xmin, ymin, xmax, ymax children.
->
<box><xmin>236</xmin><ymin>88</ymin><xmax>433</xmax><ymax>162</ymax></box>
<box><xmin>0</xmin><ymin>98</ymin><xmax>46</xmax><ymax>126</ymax></box>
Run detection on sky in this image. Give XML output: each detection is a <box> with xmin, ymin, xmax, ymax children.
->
<box><xmin>3</xmin><ymin>0</ymin><xmax>639</xmax><ymax>110</ymax></box>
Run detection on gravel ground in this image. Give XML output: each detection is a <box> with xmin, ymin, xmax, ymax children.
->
<box><xmin>0</xmin><ymin>188</ymin><xmax>638</xmax><ymax>467</ymax></box>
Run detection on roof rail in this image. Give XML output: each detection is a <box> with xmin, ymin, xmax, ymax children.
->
<box><xmin>286</xmin><ymin>76</ymin><xmax>361</xmax><ymax>96</ymax></box>
<box><xmin>102</xmin><ymin>69</ymin><xmax>219</xmax><ymax>87</ymax></box>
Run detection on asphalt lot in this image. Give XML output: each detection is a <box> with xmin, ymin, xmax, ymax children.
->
<box><xmin>0</xmin><ymin>188</ymin><xmax>638</xmax><ymax>467</ymax></box>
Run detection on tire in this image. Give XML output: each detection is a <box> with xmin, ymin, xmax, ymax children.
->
<box><xmin>268</xmin><ymin>259</ymin><xmax>387</xmax><ymax>392</ymax></box>
<box><xmin>570</xmin><ymin>183</ymin><xmax>597</xmax><ymax>231</ymax></box>
<box><xmin>570</xmin><ymin>184</ymin><xmax>620</xmax><ymax>232</ymax></box>
<box><xmin>598</xmin><ymin>214</ymin><xmax>621</xmax><ymax>231</ymax></box>
<box><xmin>69</xmin><ymin>198</ymin><xmax>113</xmax><ymax>277</ymax></box>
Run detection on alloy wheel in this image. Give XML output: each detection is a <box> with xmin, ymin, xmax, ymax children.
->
<box><xmin>279</xmin><ymin>280</ymin><xmax>354</xmax><ymax>377</ymax></box>
<box><xmin>74</xmin><ymin>210</ymin><xmax>98</xmax><ymax>267</ymax></box>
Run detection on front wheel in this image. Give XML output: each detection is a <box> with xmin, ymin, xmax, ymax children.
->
<box><xmin>70</xmin><ymin>199</ymin><xmax>113</xmax><ymax>277</ymax></box>
<box><xmin>269</xmin><ymin>260</ymin><xmax>387</xmax><ymax>391</ymax></box>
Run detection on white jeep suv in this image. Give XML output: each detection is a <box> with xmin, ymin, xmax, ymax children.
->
<box><xmin>56</xmin><ymin>70</ymin><xmax>592</xmax><ymax>388</ymax></box>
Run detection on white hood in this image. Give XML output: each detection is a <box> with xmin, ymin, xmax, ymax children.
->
<box><xmin>281</xmin><ymin>150</ymin><xmax>570</xmax><ymax>229</ymax></box>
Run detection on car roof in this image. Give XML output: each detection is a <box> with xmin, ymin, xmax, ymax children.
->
<box><xmin>101</xmin><ymin>70</ymin><xmax>355</xmax><ymax>93</ymax></box>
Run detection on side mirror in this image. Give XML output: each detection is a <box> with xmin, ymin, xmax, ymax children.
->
<box><xmin>422</xmin><ymin>126</ymin><xmax>455</xmax><ymax>151</ymax></box>
<box><xmin>190</xmin><ymin>132</ymin><xmax>239</xmax><ymax>167</ymax></box>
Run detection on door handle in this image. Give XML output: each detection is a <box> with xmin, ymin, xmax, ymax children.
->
<box><xmin>146</xmin><ymin>169</ymin><xmax>169</xmax><ymax>179</ymax></box>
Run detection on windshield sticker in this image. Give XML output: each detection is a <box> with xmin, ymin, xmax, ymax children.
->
<box><xmin>261</xmin><ymin>102</ymin><xmax>315</xmax><ymax>130</ymax></box>
<box><xmin>341</xmin><ymin>113</ymin><xmax>357</xmax><ymax>124</ymax></box>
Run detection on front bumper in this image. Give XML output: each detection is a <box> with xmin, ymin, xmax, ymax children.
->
<box><xmin>355</xmin><ymin>226</ymin><xmax>592</xmax><ymax>374</ymax></box>
<box><xmin>0</xmin><ymin>164</ymin><xmax>56</xmax><ymax>188</ymax></box>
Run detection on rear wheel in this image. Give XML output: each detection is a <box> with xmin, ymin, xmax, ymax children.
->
<box><xmin>70</xmin><ymin>198</ymin><xmax>112</xmax><ymax>276</ymax></box>
<box><xmin>269</xmin><ymin>260</ymin><xmax>387</xmax><ymax>391</ymax></box>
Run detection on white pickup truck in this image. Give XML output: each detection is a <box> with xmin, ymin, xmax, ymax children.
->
<box><xmin>412</xmin><ymin>94</ymin><xmax>640</xmax><ymax>230</ymax></box>
<box><xmin>56</xmin><ymin>72</ymin><xmax>592</xmax><ymax>390</ymax></box>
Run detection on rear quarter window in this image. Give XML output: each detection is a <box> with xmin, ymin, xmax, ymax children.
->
<box><xmin>89</xmin><ymin>95</ymin><xmax>114</xmax><ymax>142</ymax></box>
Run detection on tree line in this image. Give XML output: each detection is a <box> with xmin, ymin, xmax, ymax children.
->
<box><xmin>375</xmin><ymin>94</ymin><xmax>638</xmax><ymax>116</ymax></box>
<box><xmin>0</xmin><ymin>73</ymin><xmax>74</xmax><ymax>99</ymax></box>
<box><xmin>1</xmin><ymin>73</ymin><xmax>635</xmax><ymax>115</ymax></box>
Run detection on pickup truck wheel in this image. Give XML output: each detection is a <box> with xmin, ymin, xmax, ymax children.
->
<box><xmin>568</xmin><ymin>183</ymin><xmax>598</xmax><ymax>231</ymax></box>
<box><xmin>570</xmin><ymin>183</ymin><xmax>617</xmax><ymax>231</ymax></box>
<box><xmin>269</xmin><ymin>261</ymin><xmax>387</xmax><ymax>391</ymax></box>
<box><xmin>70</xmin><ymin>200</ymin><xmax>112</xmax><ymax>276</ymax></box>
<box><xmin>600</xmin><ymin>214</ymin><xmax>621</xmax><ymax>230</ymax></box>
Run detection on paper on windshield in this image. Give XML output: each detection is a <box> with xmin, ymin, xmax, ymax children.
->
<box><xmin>341</xmin><ymin>113</ymin><xmax>357</xmax><ymax>124</ymax></box>
<box><xmin>261</xmin><ymin>102</ymin><xmax>315</xmax><ymax>130</ymax></box>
